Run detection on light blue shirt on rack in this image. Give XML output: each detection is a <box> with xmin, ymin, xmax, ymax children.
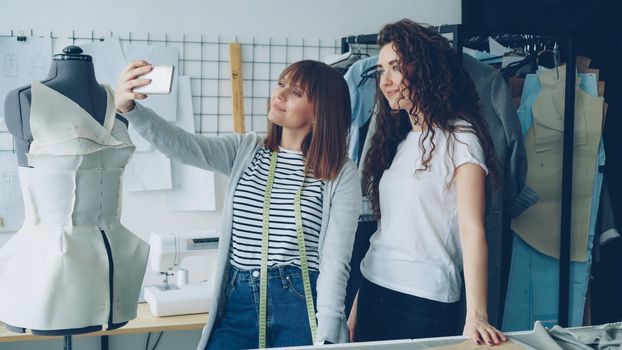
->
<box><xmin>344</xmin><ymin>55</ymin><xmax>378</xmax><ymax>165</ymax></box>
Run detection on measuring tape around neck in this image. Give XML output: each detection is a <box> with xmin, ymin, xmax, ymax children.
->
<box><xmin>258</xmin><ymin>151</ymin><xmax>317</xmax><ymax>348</ymax></box>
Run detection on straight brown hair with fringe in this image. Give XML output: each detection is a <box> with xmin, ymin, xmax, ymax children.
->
<box><xmin>264</xmin><ymin>60</ymin><xmax>351</xmax><ymax>180</ymax></box>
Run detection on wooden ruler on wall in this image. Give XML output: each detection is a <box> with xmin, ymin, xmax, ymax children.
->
<box><xmin>229</xmin><ymin>42</ymin><xmax>245</xmax><ymax>133</ymax></box>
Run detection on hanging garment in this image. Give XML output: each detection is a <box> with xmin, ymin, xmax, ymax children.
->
<box><xmin>344</xmin><ymin>55</ymin><xmax>378</xmax><ymax>165</ymax></box>
<box><xmin>0</xmin><ymin>81</ymin><xmax>149</xmax><ymax>331</ymax></box>
<box><xmin>504</xmin><ymin>70</ymin><xmax>605</xmax><ymax>331</ymax></box>
<box><xmin>513</xmin><ymin>67</ymin><xmax>604</xmax><ymax>262</ymax></box>
<box><xmin>593</xmin><ymin>177</ymin><xmax>620</xmax><ymax>262</ymax></box>
<box><xmin>503</xmin><ymin>234</ymin><xmax>593</xmax><ymax>331</ymax></box>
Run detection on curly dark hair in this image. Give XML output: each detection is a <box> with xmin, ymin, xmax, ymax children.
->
<box><xmin>362</xmin><ymin>19</ymin><xmax>498</xmax><ymax>218</ymax></box>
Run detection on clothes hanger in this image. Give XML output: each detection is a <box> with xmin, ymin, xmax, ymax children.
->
<box><xmin>328</xmin><ymin>36</ymin><xmax>369</xmax><ymax>70</ymax></box>
<box><xmin>536</xmin><ymin>42</ymin><xmax>560</xmax><ymax>79</ymax></box>
<box><xmin>357</xmin><ymin>65</ymin><xmax>378</xmax><ymax>88</ymax></box>
<box><xmin>344</xmin><ymin>36</ymin><xmax>370</xmax><ymax>62</ymax></box>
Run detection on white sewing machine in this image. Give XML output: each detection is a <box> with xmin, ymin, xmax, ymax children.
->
<box><xmin>143</xmin><ymin>230</ymin><xmax>219</xmax><ymax>317</ymax></box>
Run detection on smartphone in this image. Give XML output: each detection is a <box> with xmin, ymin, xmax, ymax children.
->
<box><xmin>134</xmin><ymin>65</ymin><xmax>174</xmax><ymax>94</ymax></box>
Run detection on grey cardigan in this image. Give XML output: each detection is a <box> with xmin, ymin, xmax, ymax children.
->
<box><xmin>122</xmin><ymin>104</ymin><xmax>362</xmax><ymax>348</ymax></box>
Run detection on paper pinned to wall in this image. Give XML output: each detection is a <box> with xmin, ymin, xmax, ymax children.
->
<box><xmin>83</xmin><ymin>37</ymin><xmax>181</xmax><ymax>190</ymax></box>
<box><xmin>127</xmin><ymin>125</ymin><xmax>154</xmax><ymax>152</ymax></box>
<box><xmin>0</xmin><ymin>36</ymin><xmax>52</xmax><ymax>131</ymax></box>
<box><xmin>162</xmin><ymin>76</ymin><xmax>215</xmax><ymax>211</ymax></box>
<box><xmin>0</xmin><ymin>152</ymin><xmax>24</xmax><ymax>233</ymax></box>
<box><xmin>80</xmin><ymin>37</ymin><xmax>126</xmax><ymax>90</ymax></box>
<box><xmin>164</xmin><ymin>161</ymin><xmax>216</xmax><ymax>211</ymax></box>
<box><xmin>122</xmin><ymin>42</ymin><xmax>179</xmax><ymax>122</ymax></box>
<box><xmin>124</xmin><ymin>151</ymin><xmax>173</xmax><ymax>191</ymax></box>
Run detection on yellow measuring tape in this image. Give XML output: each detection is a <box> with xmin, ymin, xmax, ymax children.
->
<box><xmin>258</xmin><ymin>151</ymin><xmax>317</xmax><ymax>348</ymax></box>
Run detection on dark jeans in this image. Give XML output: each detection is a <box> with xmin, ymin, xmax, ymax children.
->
<box><xmin>207</xmin><ymin>265</ymin><xmax>318</xmax><ymax>349</ymax></box>
<box><xmin>356</xmin><ymin>277</ymin><xmax>459</xmax><ymax>342</ymax></box>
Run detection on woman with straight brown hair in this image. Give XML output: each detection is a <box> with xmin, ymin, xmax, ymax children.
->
<box><xmin>115</xmin><ymin>59</ymin><xmax>361</xmax><ymax>349</ymax></box>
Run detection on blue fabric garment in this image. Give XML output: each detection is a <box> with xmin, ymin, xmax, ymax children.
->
<box><xmin>344</xmin><ymin>56</ymin><xmax>378</xmax><ymax>165</ymax></box>
<box><xmin>503</xmin><ymin>233</ymin><xmax>596</xmax><ymax>331</ymax></box>
<box><xmin>504</xmin><ymin>70</ymin><xmax>604</xmax><ymax>331</ymax></box>
<box><xmin>207</xmin><ymin>265</ymin><xmax>319</xmax><ymax>349</ymax></box>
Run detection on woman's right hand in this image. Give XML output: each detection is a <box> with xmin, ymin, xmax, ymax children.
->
<box><xmin>114</xmin><ymin>60</ymin><xmax>153</xmax><ymax>113</ymax></box>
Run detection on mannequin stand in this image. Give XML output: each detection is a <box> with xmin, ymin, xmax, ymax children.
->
<box><xmin>64</xmin><ymin>335</ymin><xmax>72</xmax><ymax>350</ymax></box>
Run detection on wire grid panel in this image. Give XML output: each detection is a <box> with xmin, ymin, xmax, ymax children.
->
<box><xmin>1</xmin><ymin>30</ymin><xmax>342</xmax><ymax>146</ymax></box>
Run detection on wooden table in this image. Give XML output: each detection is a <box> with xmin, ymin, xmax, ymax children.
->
<box><xmin>0</xmin><ymin>303</ymin><xmax>208</xmax><ymax>348</ymax></box>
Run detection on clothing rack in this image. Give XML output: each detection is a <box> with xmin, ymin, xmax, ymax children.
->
<box><xmin>340</xmin><ymin>34</ymin><xmax>378</xmax><ymax>54</ymax></box>
<box><xmin>439</xmin><ymin>25</ymin><xmax>563</xmax><ymax>56</ymax></box>
<box><xmin>341</xmin><ymin>24</ymin><xmax>576</xmax><ymax>328</ymax></box>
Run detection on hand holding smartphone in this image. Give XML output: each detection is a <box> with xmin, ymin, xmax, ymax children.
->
<box><xmin>134</xmin><ymin>65</ymin><xmax>174</xmax><ymax>95</ymax></box>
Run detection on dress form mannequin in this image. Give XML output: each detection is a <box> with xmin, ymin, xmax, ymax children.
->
<box><xmin>1</xmin><ymin>45</ymin><xmax>142</xmax><ymax>336</ymax></box>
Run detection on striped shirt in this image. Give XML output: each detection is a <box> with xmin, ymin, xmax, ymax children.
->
<box><xmin>229</xmin><ymin>147</ymin><xmax>324</xmax><ymax>270</ymax></box>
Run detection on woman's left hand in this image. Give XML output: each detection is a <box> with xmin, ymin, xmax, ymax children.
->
<box><xmin>463</xmin><ymin>314</ymin><xmax>507</xmax><ymax>346</ymax></box>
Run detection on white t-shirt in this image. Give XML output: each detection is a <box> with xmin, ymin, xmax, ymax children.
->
<box><xmin>360</xmin><ymin>122</ymin><xmax>488</xmax><ymax>303</ymax></box>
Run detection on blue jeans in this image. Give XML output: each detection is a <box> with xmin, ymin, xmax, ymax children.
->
<box><xmin>207</xmin><ymin>265</ymin><xmax>319</xmax><ymax>349</ymax></box>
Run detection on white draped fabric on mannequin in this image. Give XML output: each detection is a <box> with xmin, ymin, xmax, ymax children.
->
<box><xmin>0</xmin><ymin>82</ymin><xmax>149</xmax><ymax>330</ymax></box>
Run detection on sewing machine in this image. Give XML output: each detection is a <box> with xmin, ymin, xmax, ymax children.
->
<box><xmin>143</xmin><ymin>230</ymin><xmax>219</xmax><ymax>317</ymax></box>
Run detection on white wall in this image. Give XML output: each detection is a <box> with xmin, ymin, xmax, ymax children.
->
<box><xmin>0</xmin><ymin>1</ymin><xmax>460</xmax><ymax>349</ymax></box>
<box><xmin>2</xmin><ymin>0</ymin><xmax>460</xmax><ymax>41</ymax></box>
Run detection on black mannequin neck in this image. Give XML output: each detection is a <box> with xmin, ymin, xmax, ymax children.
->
<box><xmin>46</xmin><ymin>58</ymin><xmax>99</xmax><ymax>87</ymax></box>
<box><xmin>43</xmin><ymin>57</ymin><xmax>108</xmax><ymax>124</ymax></box>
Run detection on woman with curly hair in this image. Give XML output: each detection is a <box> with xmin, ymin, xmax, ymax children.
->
<box><xmin>347</xmin><ymin>19</ymin><xmax>507</xmax><ymax>346</ymax></box>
